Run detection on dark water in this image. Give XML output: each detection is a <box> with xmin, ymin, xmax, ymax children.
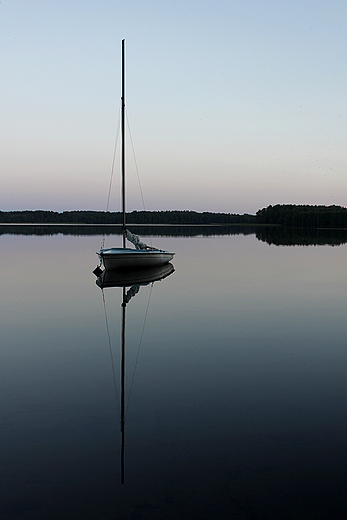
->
<box><xmin>1</xmin><ymin>228</ymin><xmax>347</xmax><ymax>519</ymax></box>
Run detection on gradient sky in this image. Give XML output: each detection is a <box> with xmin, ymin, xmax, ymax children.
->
<box><xmin>1</xmin><ymin>0</ymin><xmax>347</xmax><ymax>214</ymax></box>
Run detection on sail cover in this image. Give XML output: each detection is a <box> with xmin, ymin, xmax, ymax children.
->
<box><xmin>125</xmin><ymin>229</ymin><xmax>149</xmax><ymax>250</ymax></box>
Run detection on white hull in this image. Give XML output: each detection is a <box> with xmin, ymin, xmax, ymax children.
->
<box><xmin>98</xmin><ymin>247</ymin><xmax>175</xmax><ymax>271</ymax></box>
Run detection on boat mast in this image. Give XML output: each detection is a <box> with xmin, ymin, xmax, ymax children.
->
<box><xmin>121</xmin><ymin>39</ymin><xmax>126</xmax><ymax>248</ymax></box>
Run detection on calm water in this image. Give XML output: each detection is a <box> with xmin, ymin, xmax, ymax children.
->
<box><xmin>1</xmin><ymin>227</ymin><xmax>347</xmax><ymax>519</ymax></box>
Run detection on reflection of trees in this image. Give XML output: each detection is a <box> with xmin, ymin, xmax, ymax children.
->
<box><xmin>256</xmin><ymin>226</ymin><xmax>347</xmax><ymax>246</ymax></box>
<box><xmin>0</xmin><ymin>224</ymin><xmax>257</xmax><ymax>238</ymax></box>
<box><xmin>3</xmin><ymin>223</ymin><xmax>346</xmax><ymax>245</ymax></box>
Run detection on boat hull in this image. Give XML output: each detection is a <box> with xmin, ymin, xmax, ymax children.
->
<box><xmin>97</xmin><ymin>247</ymin><xmax>175</xmax><ymax>271</ymax></box>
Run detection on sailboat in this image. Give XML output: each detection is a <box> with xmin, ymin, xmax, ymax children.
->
<box><xmin>97</xmin><ymin>39</ymin><xmax>175</xmax><ymax>271</ymax></box>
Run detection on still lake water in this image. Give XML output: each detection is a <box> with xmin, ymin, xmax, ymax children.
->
<box><xmin>1</xmin><ymin>226</ymin><xmax>347</xmax><ymax>519</ymax></box>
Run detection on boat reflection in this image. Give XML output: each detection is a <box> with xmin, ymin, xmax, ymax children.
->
<box><xmin>96</xmin><ymin>263</ymin><xmax>175</xmax><ymax>289</ymax></box>
<box><xmin>95</xmin><ymin>263</ymin><xmax>175</xmax><ymax>484</ymax></box>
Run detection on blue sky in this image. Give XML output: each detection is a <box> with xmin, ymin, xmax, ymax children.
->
<box><xmin>1</xmin><ymin>0</ymin><xmax>347</xmax><ymax>214</ymax></box>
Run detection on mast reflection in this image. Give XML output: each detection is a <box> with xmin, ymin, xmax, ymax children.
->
<box><xmin>95</xmin><ymin>264</ymin><xmax>175</xmax><ymax>484</ymax></box>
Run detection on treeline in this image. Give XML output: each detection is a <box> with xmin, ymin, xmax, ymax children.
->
<box><xmin>0</xmin><ymin>210</ymin><xmax>255</xmax><ymax>225</ymax></box>
<box><xmin>256</xmin><ymin>204</ymin><xmax>347</xmax><ymax>228</ymax></box>
<box><xmin>3</xmin><ymin>206</ymin><xmax>347</xmax><ymax>227</ymax></box>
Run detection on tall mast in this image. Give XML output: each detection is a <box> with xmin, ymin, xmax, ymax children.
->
<box><xmin>121</xmin><ymin>39</ymin><xmax>126</xmax><ymax>248</ymax></box>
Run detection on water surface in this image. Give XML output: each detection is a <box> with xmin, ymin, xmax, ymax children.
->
<box><xmin>1</xmin><ymin>228</ymin><xmax>347</xmax><ymax>519</ymax></box>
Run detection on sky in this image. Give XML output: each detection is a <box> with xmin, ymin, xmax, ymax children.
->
<box><xmin>1</xmin><ymin>0</ymin><xmax>347</xmax><ymax>215</ymax></box>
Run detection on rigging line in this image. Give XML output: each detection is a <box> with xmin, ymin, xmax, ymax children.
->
<box><xmin>125</xmin><ymin>283</ymin><xmax>154</xmax><ymax>416</ymax></box>
<box><xmin>126</xmin><ymin>112</ymin><xmax>153</xmax><ymax>248</ymax></box>
<box><xmin>101</xmin><ymin>288</ymin><xmax>120</xmax><ymax>416</ymax></box>
<box><xmin>126</xmin><ymin>112</ymin><xmax>146</xmax><ymax>211</ymax></box>
<box><xmin>101</xmin><ymin>108</ymin><xmax>121</xmax><ymax>251</ymax></box>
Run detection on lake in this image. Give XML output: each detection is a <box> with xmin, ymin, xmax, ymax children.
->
<box><xmin>1</xmin><ymin>226</ymin><xmax>347</xmax><ymax>519</ymax></box>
